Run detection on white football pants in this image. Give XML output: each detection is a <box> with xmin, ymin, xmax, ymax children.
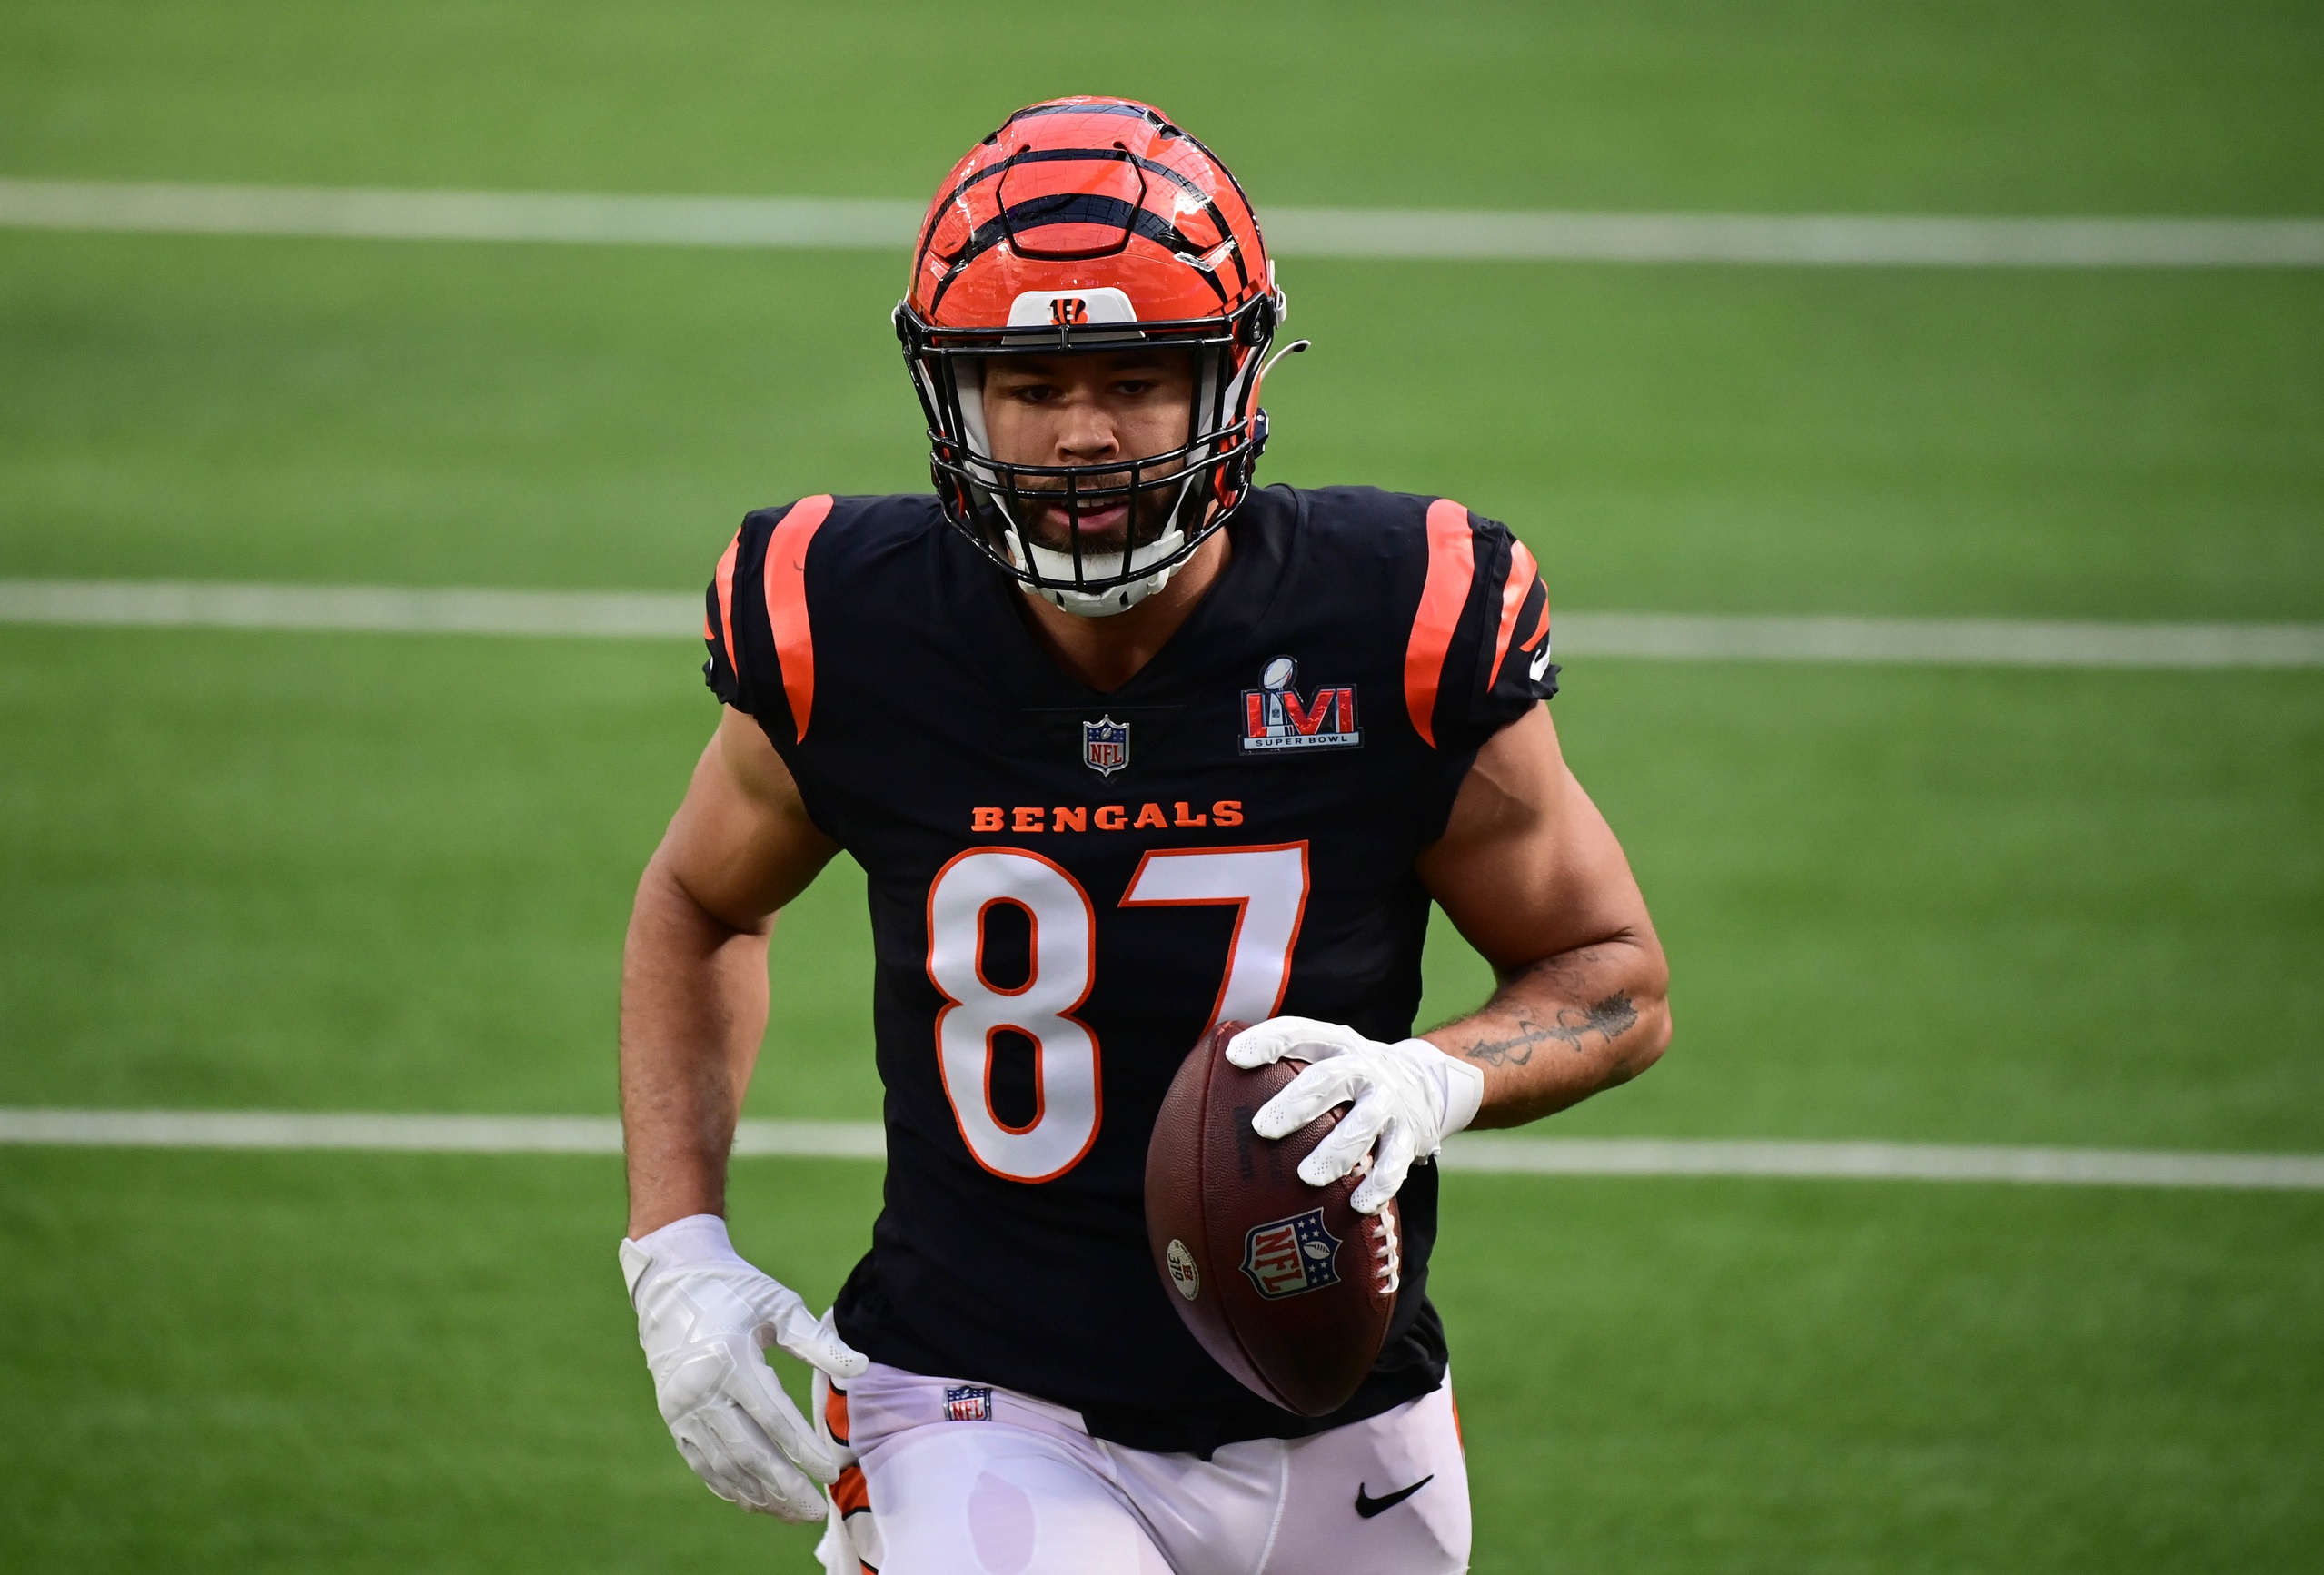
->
<box><xmin>814</xmin><ymin>1362</ymin><xmax>1469</xmax><ymax>1575</ymax></box>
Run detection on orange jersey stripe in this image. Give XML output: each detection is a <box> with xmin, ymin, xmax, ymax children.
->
<box><xmin>711</xmin><ymin>531</ymin><xmax>740</xmax><ymax>669</ymax></box>
<box><xmin>1487</xmin><ymin>539</ymin><xmax>1540</xmax><ymax>689</ymax></box>
<box><xmin>831</xmin><ymin>1462</ymin><xmax>871</xmax><ymax>1516</ymax></box>
<box><xmin>1403</xmin><ymin>498</ymin><xmax>1475</xmax><ymax>748</ymax></box>
<box><xmin>763</xmin><ymin>495</ymin><xmax>837</xmax><ymax>742</ymax></box>
<box><xmin>1516</xmin><ymin>594</ymin><xmax>1550</xmax><ymax>656</ymax></box>
<box><xmin>823</xmin><ymin>1381</ymin><xmax>851</xmax><ymax>1448</ymax></box>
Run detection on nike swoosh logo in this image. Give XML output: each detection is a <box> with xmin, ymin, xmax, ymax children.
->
<box><xmin>1529</xmin><ymin>641</ymin><xmax>1554</xmax><ymax>681</ymax></box>
<box><xmin>1355</xmin><ymin>1474</ymin><xmax>1434</xmax><ymax>1518</ymax></box>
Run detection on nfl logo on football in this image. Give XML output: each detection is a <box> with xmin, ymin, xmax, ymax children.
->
<box><xmin>943</xmin><ymin>1384</ymin><xmax>994</xmax><ymax>1422</ymax></box>
<box><xmin>1240</xmin><ymin>657</ymin><xmax>1361</xmax><ymax>753</ymax></box>
<box><xmin>1239</xmin><ymin>1207</ymin><xmax>1343</xmax><ymax>1300</ymax></box>
<box><xmin>1082</xmin><ymin>715</ymin><xmax>1130</xmax><ymax>777</ymax></box>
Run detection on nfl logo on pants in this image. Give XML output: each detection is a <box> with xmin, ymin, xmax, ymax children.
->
<box><xmin>1082</xmin><ymin>715</ymin><xmax>1129</xmax><ymax>777</ymax></box>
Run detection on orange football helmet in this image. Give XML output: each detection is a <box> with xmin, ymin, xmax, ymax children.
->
<box><xmin>896</xmin><ymin>98</ymin><xmax>1297</xmax><ymax>615</ymax></box>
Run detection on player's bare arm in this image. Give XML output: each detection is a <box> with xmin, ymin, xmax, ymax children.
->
<box><xmin>1227</xmin><ymin>706</ymin><xmax>1668</xmax><ymax>1210</ymax></box>
<box><xmin>1414</xmin><ymin>702</ymin><xmax>1672</xmax><ymax>1126</ymax></box>
<box><xmin>614</xmin><ymin>710</ymin><xmax>863</xmax><ymax>1525</ymax></box>
<box><xmin>620</xmin><ymin>708</ymin><xmax>834</xmax><ymax>1236</ymax></box>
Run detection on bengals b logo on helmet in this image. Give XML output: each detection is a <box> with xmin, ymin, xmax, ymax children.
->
<box><xmin>1048</xmin><ymin>297</ymin><xmax>1089</xmax><ymax>327</ymax></box>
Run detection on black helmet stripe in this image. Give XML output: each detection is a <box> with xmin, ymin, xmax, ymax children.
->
<box><xmin>928</xmin><ymin>197</ymin><xmax>1231</xmax><ymax>316</ymax></box>
<box><xmin>917</xmin><ymin>147</ymin><xmax>1248</xmax><ymax>292</ymax></box>
<box><xmin>1004</xmin><ymin>148</ymin><xmax>1249</xmax><ymax>294</ymax></box>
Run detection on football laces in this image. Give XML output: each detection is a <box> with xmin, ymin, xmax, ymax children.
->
<box><xmin>1347</xmin><ymin>1152</ymin><xmax>1403</xmax><ymax>1295</ymax></box>
<box><xmin>1370</xmin><ymin>1208</ymin><xmax>1403</xmax><ymax>1297</ymax></box>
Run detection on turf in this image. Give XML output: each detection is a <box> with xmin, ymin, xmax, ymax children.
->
<box><xmin>3</xmin><ymin>2</ymin><xmax>2322</xmax><ymax>1571</ymax></box>
<box><xmin>3</xmin><ymin>627</ymin><xmax>2317</xmax><ymax>1149</ymax></box>
<box><xmin>4</xmin><ymin>233</ymin><xmax>2319</xmax><ymax>619</ymax></box>
<box><xmin>4</xmin><ymin>0</ymin><xmax>2321</xmax><ymax>213</ymax></box>
<box><xmin>0</xmin><ymin>1148</ymin><xmax>841</xmax><ymax>1573</ymax></box>
<box><xmin>0</xmin><ymin>626</ymin><xmax>871</xmax><ymax>1122</ymax></box>
<box><xmin>1436</xmin><ymin>1173</ymin><xmax>2324</xmax><ymax>1573</ymax></box>
<box><xmin>4</xmin><ymin>1150</ymin><xmax>2319</xmax><ymax>1573</ymax></box>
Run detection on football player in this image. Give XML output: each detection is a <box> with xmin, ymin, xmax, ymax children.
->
<box><xmin>618</xmin><ymin>98</ymin><xmax>1670</xmax><ymax>1574</ymax></box>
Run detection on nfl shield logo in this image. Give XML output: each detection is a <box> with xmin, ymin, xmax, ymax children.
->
<box><xmin>943</xmin><ymin>1385</ymin><xmax>993</xmax><ymax>1422</ymax></box>
<box><xmin>1239</xmin><ymin>1207</ymin><xmax>1343</xmax><ymax>1300</ymax></box>
<box><xmin>1082</xmin><ymin>715</ymin><xmax>1129</xmax><ymax>777</ymax></box>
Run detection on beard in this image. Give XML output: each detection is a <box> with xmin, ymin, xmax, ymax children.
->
<box><xmin>1002</xmin><ymin>461</ymin><xmax>1194</xmax><ymax>560</ymax></box>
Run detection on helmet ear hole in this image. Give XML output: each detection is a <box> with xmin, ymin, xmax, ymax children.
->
<box><xmin>1236</xmin><ymin>295</ymin><xmax>1276</xmax><ymax>347</ymax></box>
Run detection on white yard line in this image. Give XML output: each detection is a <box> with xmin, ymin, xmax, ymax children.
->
<box><xmin>1270</xmin><ymin>208</ymin><xmax>2324</xmax><ymax>268</ymax></box>
<box><xmin>4</xmin><ymin>179</ymin><xmax>2321</xmax><ymax>268</ymax></box>
<box><xmin>3</xmin><ymin>1108</ymin><xmax>2318</xmax><ymax>1190</ymax></box>
<box><xmin>0</xmin><ymin>1108</ymin><xmax>887</xmax><ymax>1158</ymax></box>
<box><xmin>1548</xmin><ymin>612</ymin><xmax>2324</xmax><ymax>669</ymax></box>
<box><xmin>0</xmin><ymin>181</ymin><xmax>926</xmax><ymax>251</ymax></box>
<box><xmin>1442</xmin><ymin>1134</ymin><xmax>2324</xmax><ymax>1190</ymax></box>
<box><xmin>5</xmin><ymin>579</ymin><xmax>2319</xmax><ymax>669</ymax></box>
<box><xmin>0</xmin><ymin>579</ymin><xmax>701</xmax><ymax>639</ymax></box>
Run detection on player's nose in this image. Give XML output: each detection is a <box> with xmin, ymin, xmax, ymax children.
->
<box><xmin>1052</xmin><ymin>400</ymin><xmax>1121</xmax><ymax>465</ymax></box>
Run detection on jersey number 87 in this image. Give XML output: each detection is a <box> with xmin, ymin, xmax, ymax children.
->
<box><xmin>924</xmin><ymin>843</ymin><xmax>1311</xmax><ymax>1182</ymax></box>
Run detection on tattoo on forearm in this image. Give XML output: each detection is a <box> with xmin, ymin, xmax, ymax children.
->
<box><xmin>1463</xmin><ymin>991</ymin><xmax>1639</xmax><ymax>1068</ymax></box>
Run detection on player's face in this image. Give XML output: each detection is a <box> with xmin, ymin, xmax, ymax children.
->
<box><xmin>979</xmin><ymin>349</ymin><xmax>1198</xmax><ymax>552</ymax></box>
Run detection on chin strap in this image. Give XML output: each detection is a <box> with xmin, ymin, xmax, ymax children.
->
<box><xmin>1020</xmin><ymin>524</ymin><xmax>1191</xmax><ymax>617</ymax></box>
<box><xmin>1033</xmin><ymin>559</ymin><xmax>1184</xmax><ymax>617</ymax></box>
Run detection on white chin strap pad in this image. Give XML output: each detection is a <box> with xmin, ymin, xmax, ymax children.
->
<box><xmin>1010</xmin><ymin>525</ymin><xmax>1188</xmax><ymax>618</ymax></box>
<box><xmin>1035</xmin><ymin>557</ymin><xmax>1184</xmax><ymax>617</ymax></box>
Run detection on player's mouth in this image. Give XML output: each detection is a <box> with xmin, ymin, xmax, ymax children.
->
<box><xmin>1047</xmin><ymin>501</ymin><xmax>1131</xmax><ymax>535</ymax></box>
<box><xmin>1016</xmin><ymin>486</ymin><xmax>1136</xmax><ymax>540</ymax></box>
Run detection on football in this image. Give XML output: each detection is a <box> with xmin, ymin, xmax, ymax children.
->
<box><xmin>1145</xmin><ymin>1020</ymin><xmax>1404</xmax><ymax>1417</ymax></box>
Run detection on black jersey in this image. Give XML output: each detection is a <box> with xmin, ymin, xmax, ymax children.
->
<box><xmin>703</xmin><ymin>483</ymin><xmax>1555</xmax><ymax>1456</ymax></box>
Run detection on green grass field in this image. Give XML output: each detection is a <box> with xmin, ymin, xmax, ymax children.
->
<box><xmin>3</xmin><ymin>2</ymin><xmax>2321</xmax><ymax>1570</ymax></box>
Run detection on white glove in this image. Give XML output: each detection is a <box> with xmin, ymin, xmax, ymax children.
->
<box><xmin>619</xmin><ymin>1213</ymin><xmax>868</xmax><ymax>1521</ymax></box>
<box><xmin>1227</xmin><ymin>1017</ymin><xmax>1486</xmax><ymax>1214</ymax></box>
